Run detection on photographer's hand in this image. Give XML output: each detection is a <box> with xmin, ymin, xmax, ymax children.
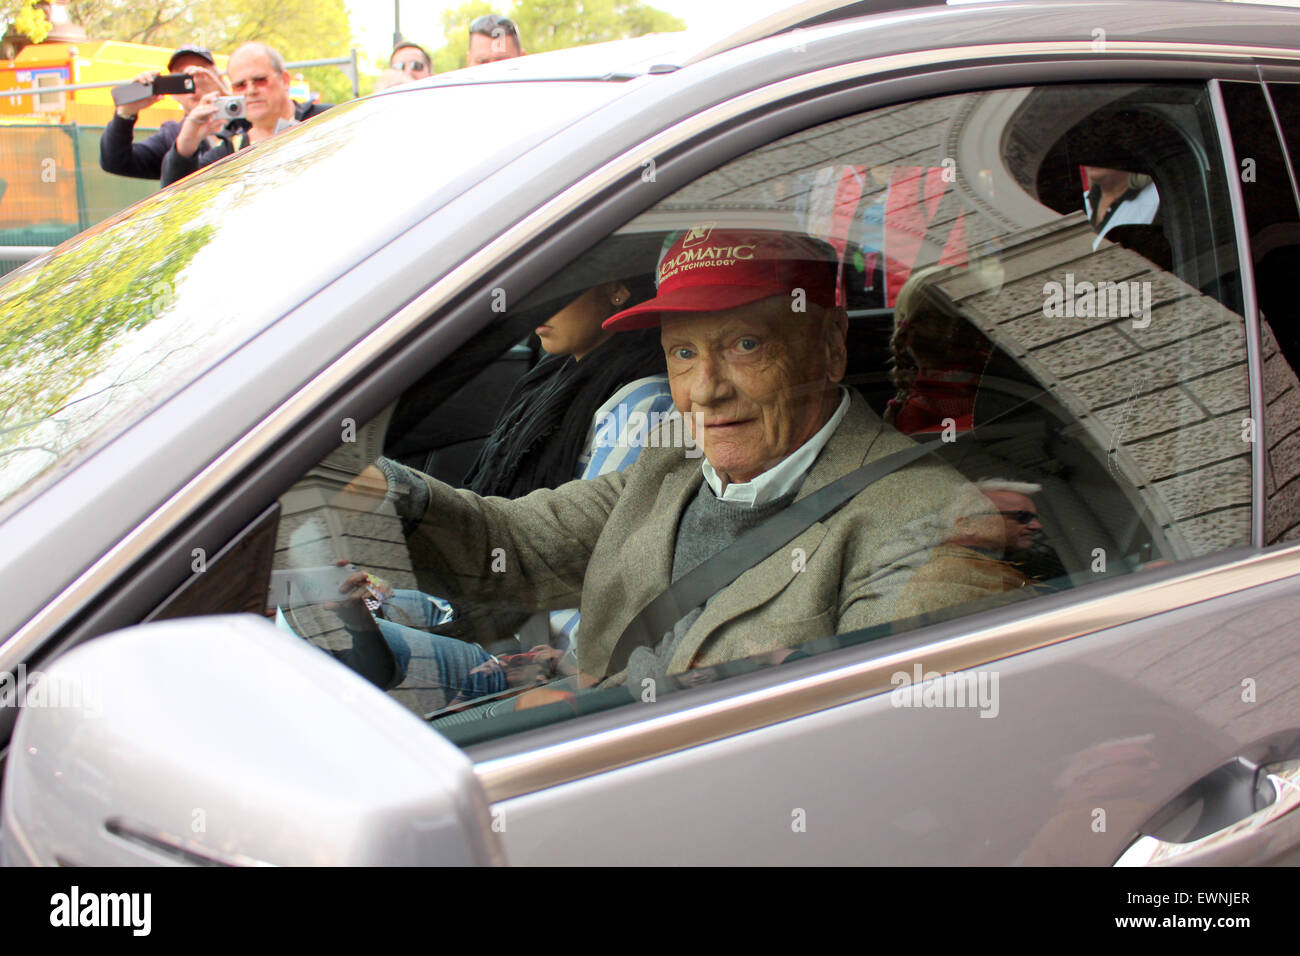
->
<box><xmin>174</xmin><ymin>92</ymin><xmax>224</xmax><ymax>159</ymax></box>
<box><xmin>115</xmin><ymin>70</ymin><xmax>161</xmax><ymax>120</ymax></box>
<box><xmin>182</xmin><ymin>63</ymin><xmax>229</xmax><ymax>94</ymax></box>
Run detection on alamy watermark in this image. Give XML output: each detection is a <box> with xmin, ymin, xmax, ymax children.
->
<box><xmin>889</xmin><ymin>663</ymin><xmax>999</xmax><ymax>717</ymax></box>
<box><xmin>50</xmin><ymin>886</ymin><xmax>150</xmax><ymax>935</ymax></box>
<box><xmin>592</xmin><ymin>408</ymin><xmax>704</xmax><ymax>458</ymax></box>
<box><xmin>1043</xmin><ymin>273</ymin><xmax>1152</xmax><ymax>328</ymax></box>
<box><xmin>0</xmin><ymin>663</ymin><xmax>102</xmax><ymax>717</ymax></box>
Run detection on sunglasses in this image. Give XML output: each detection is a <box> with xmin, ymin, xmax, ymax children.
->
<box><xmin>999</xmin><ymin>510</ymin><xmax>1040</xmax><ymax>524</ymax></box>
<box><xmin>395</xmin><ymin>60</ymin><xmax>429</xmax><ymax>72</ymax></box>
<box><xmin>230</xmin><ymin>74</ymin><xmax>273</xmax><ymax>92</ymax></box>
<box><xmin>470</xmin><ymin>14</ymin><xmax>519</xmax><ymax>38</ymax></box>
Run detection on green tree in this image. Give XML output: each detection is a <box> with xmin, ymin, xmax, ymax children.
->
<box><xmin>0</xmin><ymin>179</ymin><xmax>219</xmax><ymax>501</ymax></box>
<box><xmin>430</xmin><ymin>1</ymin><xmax>494</xmax><ymax>75</ymax></box>
<box><xmin>431</xmin><ymin>0</ymin><xmax>685</xmax><ymax>74</ymax></box>
<box><xmin>0</xmin><ymin>102</ymin><xmax>378</xmax><ymax>503</ymax></box>
<box><xmin>53</xmin><ymin>0</ymin><xmax>358</xmax><ymax>103</ymax></box>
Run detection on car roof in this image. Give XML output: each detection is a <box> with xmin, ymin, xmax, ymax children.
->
<box><xmin>384</xmin><ymin>0</ymin><xmax>1300</xmax><ymax>90</ymax></box>
<box><xmin>403</xmin><ymin>0</ymin><xmax>945</xmax><ymax>83</ymax></box>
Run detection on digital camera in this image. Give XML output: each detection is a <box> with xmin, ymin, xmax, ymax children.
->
<box><xmin>212</xmin><ymin>95</ymin><xmax>246</xmax><ymax>120</ymax></box>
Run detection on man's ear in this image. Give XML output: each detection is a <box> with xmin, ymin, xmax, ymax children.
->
<box><xmin>824</xmin><ymin>306</ymin><xmax>849</xmax><ymax>383</ymax></box>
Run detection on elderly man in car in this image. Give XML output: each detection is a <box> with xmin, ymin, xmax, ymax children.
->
<box><xmin>376</xmin><ymin>228</ymin><xmax>979</xmax><ymax>690</ymax></box>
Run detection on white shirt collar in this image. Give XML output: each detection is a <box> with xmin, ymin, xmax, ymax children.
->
<box><xmin>701</xmin><ymin>388</ymin><xmax>851</xmax><ymax>507</ymax></box>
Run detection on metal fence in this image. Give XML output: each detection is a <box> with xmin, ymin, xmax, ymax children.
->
<box><xmin>0</xmin><ymin>52</ymin><xmax>361</xmax><ymax>102</ymax></box>
<box><xmin>0</xmin><ymin>244</ymin><xmax>51</xmax><ymax>272</ymax></box>
<box><xmin>0</xmin><ymin>122</ymin><xmax>157</xmax><ymax>275</ymax></box>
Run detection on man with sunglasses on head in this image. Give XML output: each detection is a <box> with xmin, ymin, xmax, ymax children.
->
<box><xmin>374</xmin><ymin>41</ymin><xmax>433</xmax><ymax>91</ymax></box>
<box><xmin>160</xmin><ymin>42</ymin><xmax>332</xmax><ymax>187</ymax></box>
<box><xmin>467</xmin><ymin>13</ymin><xmax>524</xmax><ymax>67</ymax></box>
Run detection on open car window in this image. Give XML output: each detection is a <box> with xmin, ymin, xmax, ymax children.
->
<box><xmin>253</xmin><ymin>81</ymin><xmax>1252</xmax><ymax>745</ymax></box>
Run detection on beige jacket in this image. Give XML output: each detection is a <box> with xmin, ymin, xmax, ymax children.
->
<box><xmin>895</xmin><ymin>543</ymin><xmax>1039</xmax><ymax>620</ymax></box>
<box><xmin>402</xmin><ymin>391</ymin><xmax>976</xmax><ymax>680</ymax></box>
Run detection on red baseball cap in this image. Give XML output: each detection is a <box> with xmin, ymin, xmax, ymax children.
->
<box><xmin>603</xmin><ymin>228</ymin><xmax>839</xmax><ymax>331</ymax></box>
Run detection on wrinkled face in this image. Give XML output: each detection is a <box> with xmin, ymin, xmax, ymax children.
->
<box><xmin>390</xmin><ymin>46</ymin><xmax>430</xmax><ymax>80</ymax></box>
<box><xmin>170</xmin><ymin>55</ymin><xmax>222</xmax><ymax>112</ymax></box>
<box><xmin>662</xmin><ymin>297</ymin><xmax>847</xmax><ymax>485</ymax></box>
<box><xmin>468</xmin><ymin>32</ymin><xmax>522</xmax><ymax>67</ymax></box>
<box><xmin>985</xmin><ymin>490</ymin><xmax>1041</xmax><ymax>551</ymax></box>
<box><xmin>535</xmin><ymin>286</ymin><xmax>617</xmax><ymax>360</ymax></box>
<box><xmin>227</xmin><ymin>48</ymin><xmax>291</xmax><ymax>122</ymax></box>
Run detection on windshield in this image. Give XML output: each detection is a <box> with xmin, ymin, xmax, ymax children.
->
<box><xmin>0</xmin><ymin>81</ymin><xmax>619</xmax><ymax>518</ymax></box>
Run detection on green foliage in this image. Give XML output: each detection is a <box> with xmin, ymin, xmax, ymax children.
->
<box><xmin>431</xmin><ymin>1</ymin><xmax>495</xmax><ymax>75</ymax></box>
<box><xmin>431</xmin><ymin>0</ymin><xmax>685</xmax><ymax>73</ymax></box>
<box><xmin>514</xmin><ymin>0</ymin><xmax>685</xmax><ymax>53</ymax></box>
<box><xmin>65</xmin><ymin>0</ymin><xmax>347</xmax><ymax>49</ymax></box>
<box><xmin>297</xmin><ymin>62</ymin><xmax>354</xmax><ymax>105</ymax></box>
<box><xmin>0</xmin><ymin>97</ymin><xmax>379</xmax><ymax>504</ymax></box>
<box><xmin>62</xmin><ymin>0</ymin><xmax>357</xmax><ymax>102</ymax></box>
<box><xmin>0</xmin><ymin>178</ymin><xmax>219</xmax><ymax>500</ymax></box>
<box><xmin>0</xmin><ymin>94</ymin><xmax>378</xmax><ymax>503</ymax></box>
<box><xmin>0</xmin><ymin>187</ymin><xmax>215</xmax><ymax>411</ymax></box>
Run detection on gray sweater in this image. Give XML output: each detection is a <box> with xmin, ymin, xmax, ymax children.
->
<box><xmin>625</xmin><ymin>482</ymin><xmax>799</xmax><ymax>687</ymax></box>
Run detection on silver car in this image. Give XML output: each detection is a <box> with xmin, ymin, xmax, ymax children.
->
<box><xmin>3</xmin><ymin>0</ymin><xmax>1300</xmax><ymax>866</ymax></box>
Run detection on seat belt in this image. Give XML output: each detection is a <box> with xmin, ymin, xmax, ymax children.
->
<box><xmin>605</xmin><ymin>431</ymin><xmax>947</xmax><ymax>676</ymax></box>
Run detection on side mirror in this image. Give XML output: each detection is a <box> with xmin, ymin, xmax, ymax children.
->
<box><xmin>1</xmin><ymin>615</ymin><xmax>504</xmax><ymax>866</ymax></box>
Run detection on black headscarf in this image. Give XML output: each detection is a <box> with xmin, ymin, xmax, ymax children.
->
<box><xmin>462</xmin><ymin>328</ymin><xmax>666</xmax><ymax>498</ymax></box>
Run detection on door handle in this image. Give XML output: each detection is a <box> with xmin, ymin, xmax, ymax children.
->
<box><xmin>1115</xmin><ymin>758</ymin><xmax>1300</xmax><ymax>866</ymax></box>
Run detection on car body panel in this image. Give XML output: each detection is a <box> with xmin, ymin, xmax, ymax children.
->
<box><xmin>492</xmin><ymin>572</ymin><xmax>1300</xmax><ymax>865</ymax></box>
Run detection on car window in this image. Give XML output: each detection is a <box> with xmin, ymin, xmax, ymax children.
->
<box><xmin>0</xmin><ymin>81</ymin><xmax>620</xmax><ymax>521</ymax></box>
<box><xmin>231</xmin><ymin>82</ymin><xmax>1253</xmax><ymax>746</ymax></box>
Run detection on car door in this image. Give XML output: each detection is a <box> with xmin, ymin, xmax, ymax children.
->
<box><xmin>451</xmin><ymin>59</ymin><xmax>1300</xmax><ymax>864</ymax></box>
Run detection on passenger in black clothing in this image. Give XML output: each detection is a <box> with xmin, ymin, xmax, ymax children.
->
<box><xmin>98</xmin><ymin>44</ymin><xmax>226</xmax><ymax>182</ymax></box>
<box><xmin>461</xmin><ymin>277</ymin><xmax>667</xmax><ymax>499</ymax></box>
<box><xmin>161</xmin><ymin>42</ymin><xmax>332</xmax><ymax>187</ymax></box>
